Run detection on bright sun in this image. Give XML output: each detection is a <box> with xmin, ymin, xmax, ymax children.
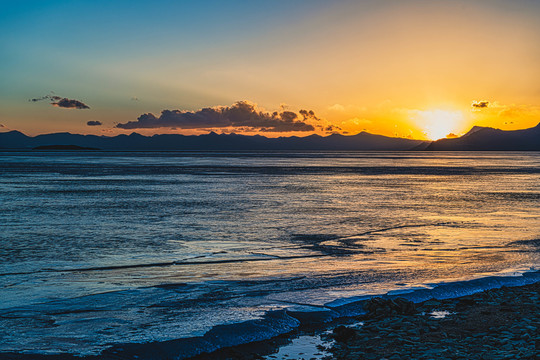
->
<box><xmin>416</xmin><ymin>109</ymin><xmax>464</xmax><ymax>140</ymax></box>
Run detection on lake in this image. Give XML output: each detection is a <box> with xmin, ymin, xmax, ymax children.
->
<box><xmin>0</xmin><ymin>151</ymin><xmax>538</xmax><ymax>356</ymax></box>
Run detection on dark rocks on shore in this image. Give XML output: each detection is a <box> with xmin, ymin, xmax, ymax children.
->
<box><xmin>329</xmin><ymin>282</ymin><xmax>540</xmax><ymax>359</ymax></box>
<box><xmin>362</xmin><ymin>297</ymin><xmax>417</xmax><ymax>319</ymax></box>
<box><xmin>332</xmin><ymin>326</ymin><xmax>358</xmax><ymax>342</ymax></box>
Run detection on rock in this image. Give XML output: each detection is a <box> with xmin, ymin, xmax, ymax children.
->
<box><xmin>423</xmin><ymin>299</ymin><xmax>441</xmax><ymax>306</ymax></box>
<box><xmin>326</xmin><ymin>282</ymin><xmax>540</xmax><ymax>360</ymax></box>
<box><xmin>363</xmin><ymin>297</ymin><xmax>416</xmax><ymax>318</ymax></box>
<box><xmin>332</xmin><ymin>326</ymin><xmax>357</xmax><ymax>342</ymax></box>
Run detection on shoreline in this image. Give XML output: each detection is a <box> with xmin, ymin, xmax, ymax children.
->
<box><xmin>0</xmin><ymin>277</ymin><xmax>538</xmax><ymax>359</ymax></box>
<box><xmin>329</xmin><ymin>281</ymin><xmax>539</xmax><ymax>359</ymax></box>
<box><xmin>188</xmin><ymin>280</ymin><xmax>539</xmax><ymax>360</ymax></box>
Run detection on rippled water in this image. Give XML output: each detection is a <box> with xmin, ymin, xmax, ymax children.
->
<box><xmin>0</xmin><ymin>151</ymin><xmax>538</xmax><ymax>356</ymax></box>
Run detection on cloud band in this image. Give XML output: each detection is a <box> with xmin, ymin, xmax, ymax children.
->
<box><xmin>116</xmin><ymin>101</ymin><xmax>317</xmax><ymax>132</ymax></box>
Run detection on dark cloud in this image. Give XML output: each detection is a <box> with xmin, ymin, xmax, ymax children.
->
<box><xmin>30</xmin><ymin>94</ymin><xmax>90</xmax><ymax>109</ymax></box>
<box><xmin>0</xmin><ymin>124</ymin><xmax>4</xmax><ymax>128</ymax></box>
<box><xmin>52</xmin><ymin>98</ymin><xmax>90</xmax><ymax>109</ymax></box>
<box><xmin>87</xmin><ymin>120</ymin><xmax>102</xmax><ymax>126</ymax></box>
<box><xmin>29</xmin><ymin>95</ymin><xmax>57</xmax><ymax>102</ymax></box>
<box><xmin>116</xmin><ymin>101</ymin><xmax>316</xmax><ymax>132</ymax></box>
<box><xmin>299</xmin><ymin>109</ymin><xmax>321</xmax><ymax>121</ymax></box>
<box><xmin>472</xmin><ymin>101</ymin><xmax>489</xmax><ymax>109</ymax></box>
<box><xmin>324</xmin><ymin>125</ymin><xmax>342</xmax><ymax>132</ymax></box>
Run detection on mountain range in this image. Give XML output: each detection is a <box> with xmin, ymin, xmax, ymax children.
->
<box><xmin>426</xmin><ymin>123</ymin><xmax>540</xmax><ymax>151</ymax></box>
<box><xmin>0</xmin><ymin>123</ymin><xmax>538</xmax><ymax>151</ymax></box>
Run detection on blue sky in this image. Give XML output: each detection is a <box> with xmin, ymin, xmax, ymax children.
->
<box><xmin>1</xmin><ymin>1</ymin><xmax>539</xmax><ymax>138</ymax></box>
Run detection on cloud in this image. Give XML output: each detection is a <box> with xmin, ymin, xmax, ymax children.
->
<box><xmin>497</xmin><ymin>104</ymin><xmax>540</xmax><ymax>119</ymax></box>
<box><xmin>87</xmin><ymin>120</ymin><xmax>102</xmax><ymax>126</ymax></box>
<box><xmin>116</xmin><ymin>101</ymin><xmax>316</xmax><ymax>132</ymax></box>
<box><xmin>299</xmin><ymin>109</ymin><xmax>321</xmax><ymax>122</ymax></box>
<box><xmin>324</xmin><ymin>125</ymin><xmax>342</xmax><ymax>132</ymax></box>
<box><xmin>328</xmin><ymin>104</ymin><xmax>345</xmax><ymax>112</ymax></box>
<box><xmin>340</xmin><ymin>117</ymin><xmax>372</xmax><ymax>126</ymax></box>
<box><xmin>0</xmin><ymin>124</ymin><xmax>4</xmax><ymax>128</ymax></box>
<box><xmin>327</xmin><ymin>104</ymin><xmax>368</xmax><ymax>113</ymax></box>
<box><xmin>470</xmin><ymin>101</ymin><xmax>540</xmax><ymax>120</ymax></box>
<box><xmin>472</xmin><ymin>100</ymin><xmax>489</xmax><ymax>109</ymax></box>
<box><xmin>29</xmin><ymin>95</ymin><xmax>54</xmax><ymax>102</ymax></box>
<box><xmin>30</xmin><ymin>94</ymin><xmax>90</xmax><ymax>109</ymax></box>
<box><xmin>52</xmin><ymin>98</ymin><xmax>90</xmax><ymax>109</ymax></box>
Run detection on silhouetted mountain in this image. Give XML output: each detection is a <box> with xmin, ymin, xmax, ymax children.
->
<box><xmin>0</xmin><ymin>131</ymin><xmax>29</xmax><ymax>149</ymax></box>
<box><xmin>463</xmin><ymin>126</ymin><xmax>488</xmax><ymax>136</ymax></box>
<box><xmin>409</xmin><ymin>141</ymin><xmax>432</xmax><ymax>151</ymax></box>
<box><xmin>2</xmin><ymin>124</ymin><xmax>537</xmax><ymax>151</ymax></box>
<box><xmin>426</xmin><ymin>123</ymin><xmax>540</xmax><ymax>151</ymax></box>
<box><xmin>0</xmin><ymin>130</ymin><xmax>424</xmax><ymax>151</ymax></box>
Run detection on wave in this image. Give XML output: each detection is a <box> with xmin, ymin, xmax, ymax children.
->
<box><xmin>327</xmin><ymin>269</ymin><xmax>540</xmax><ymax>312</ymax></box>
<box><xmin>100</xmin><ymin>310</ymin><xmax>301</xmax><ymax>359</ymax></box>
<box><xmin>6</xmin><ymin>270</ymin><xmax>536</xmax><ymax>359</ymax></box>
<box><xmin>105</xmin><ymin>270</ymin><xmax>540</xmax><ymax>359</ymax></box>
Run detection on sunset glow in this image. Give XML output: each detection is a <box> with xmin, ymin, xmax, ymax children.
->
<box><xmin>0</xmin><ymin>1</ymin><xmax>539</xmax><ymax>138</ymax></box>
<box><xmin>1</xmin><ymin>2</ymin><xmax>540</xmax><ymax>359</ymax></box>
<box><xmin>415</xmin><ymin>110</ymin><xmax>465</xmax><ymax>140</ymax></box>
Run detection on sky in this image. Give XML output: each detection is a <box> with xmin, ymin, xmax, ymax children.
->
<box><xmin>1</xmin><ymin>0</ymin><xmax>539</xmax><ymax>140</ymax></box>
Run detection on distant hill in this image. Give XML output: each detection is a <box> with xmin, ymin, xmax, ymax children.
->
<box><xmin>1</xmin><ymin>123</ymin><xmax>538</xmax><ymax>151</ymax></box>
<box><xmin>426</xmin><ymin>123</ymin><xmax>540</xmax><ymax>151</ymax></box>
<box><xmin>0</xmin><ymin>130</ymin><xmax>426</xmax><ymax>151</ymax></box>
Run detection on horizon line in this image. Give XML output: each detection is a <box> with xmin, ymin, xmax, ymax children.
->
<box><xmin>2</xmin><ymin>122</ymin><xmax>538</xmax><ymax>142</ymax></box>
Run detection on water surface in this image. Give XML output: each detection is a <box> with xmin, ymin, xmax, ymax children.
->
<box><xmin>0</xmin><ymin>151</ymin><xmax>538</xmax><ymax>355</ymax></box>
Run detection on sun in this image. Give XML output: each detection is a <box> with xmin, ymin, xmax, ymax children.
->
<box><xmin>415</xmin><ymin>109</ymin><xmax>464</xmax><ymax>140</ymax></box>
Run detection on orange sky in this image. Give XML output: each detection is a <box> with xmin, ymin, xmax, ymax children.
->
<box><xmin>1</xmin><ymin>1</ymin><xmax>539</xmax><ymax>139</ymax></box>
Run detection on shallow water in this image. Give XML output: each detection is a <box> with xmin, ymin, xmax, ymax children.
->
<box><xmin>0</xmin><ymin>151</ymin><xmax>538</xmax><ymax>356</ymax></box>
<box><xmin>263</xmin><ymin>332</ymin><xmax>334</xmax><ymax>360</ymax></box>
